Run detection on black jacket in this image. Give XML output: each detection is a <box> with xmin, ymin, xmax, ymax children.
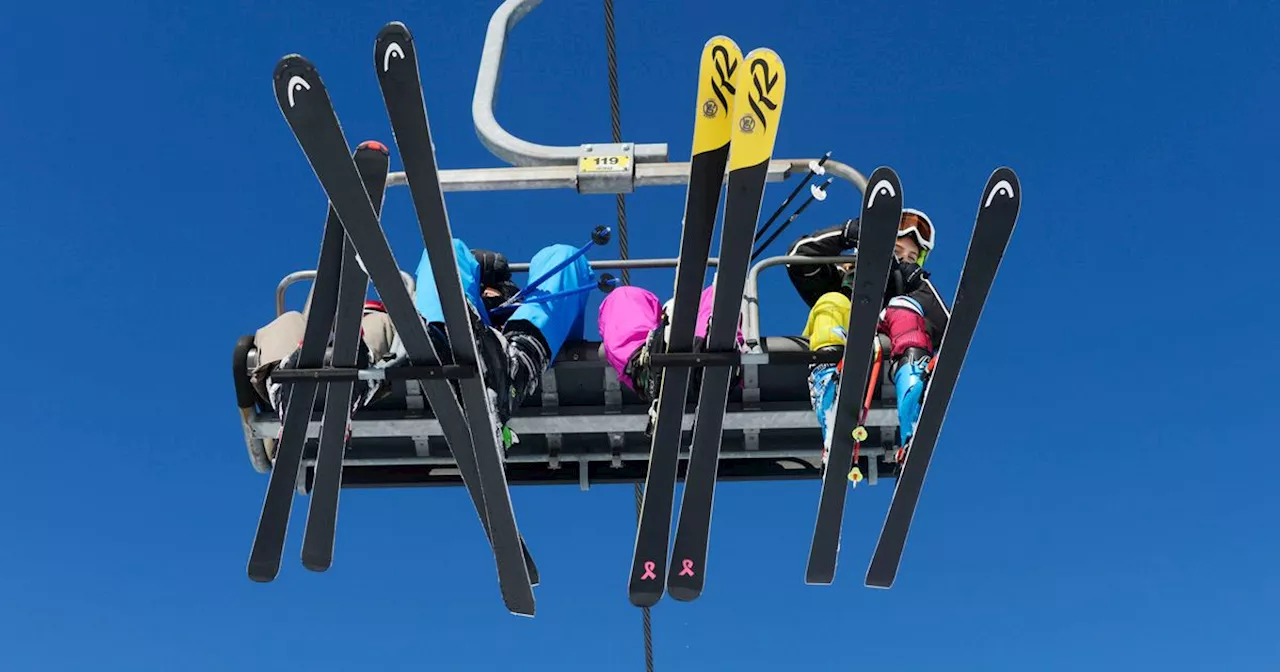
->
<box><xmin>785</xmin><ymin>220</ymin><xmax>952</xmax><ymax>348</ymax></box>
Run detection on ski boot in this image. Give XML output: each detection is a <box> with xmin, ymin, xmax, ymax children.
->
<box><xmin>807</xmin><ymin>347</ymin><xmax>842</xmax><ymax>467</ymax></box>
<box><xmin>892</xmin><ymin>346</ymin><xmax>931</xmax><ymax>450</ymax></box>
<box><xmin>473</xmin><ymin>313</ymin><xmax>551</xmax><ymax>454</ymax></box>
<box><xmin>626</xmin><ymin>308</ymin><xmax>668</xmax><ymax>438</ymax></box>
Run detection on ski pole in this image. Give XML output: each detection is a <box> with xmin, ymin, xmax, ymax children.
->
<box><xmin>499</xmin><ymin>225</ymin><xmax>612</xmax><ymax>309</ymax></box>
<box><xmin>754</xmin><ymin>152</ymin><xmax>831</xmax><ymax>244</ymax></box>
<box><xmin>490</xmin><ymin>274</ymin><xmax>618</xmax><ymax>315</ymax></box>
<box><xmin>752</xmin><ymin>177</ymin><xmax>833</xmax><ymax>261</ymax></box>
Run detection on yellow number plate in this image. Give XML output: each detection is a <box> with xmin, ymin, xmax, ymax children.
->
<box><xmin>579</xmin><ymin>155</ymin><xmax>631</xmax><ymax>174</ymax></box>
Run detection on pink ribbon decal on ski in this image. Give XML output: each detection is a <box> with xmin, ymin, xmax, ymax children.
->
<box><xmin>640</xmin><ymin>561</ymin><xmax>657</xmax><ymax>580</ymax></box>
<box><xmin>678</xmin><ymin>559</ymin><xmax>695</xmax><ymax>577</ymax></box>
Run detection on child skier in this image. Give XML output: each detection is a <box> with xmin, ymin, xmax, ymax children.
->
<box><xmin>787</xmin><ymin>209</ymin><xmax>950</xmax><ymax>450</ymax></box>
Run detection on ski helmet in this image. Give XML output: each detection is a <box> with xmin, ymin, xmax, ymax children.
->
<box><xmin>899</xmin><ymin>208</ymin><xmax>935</xmax><ymax>266</ymax></box>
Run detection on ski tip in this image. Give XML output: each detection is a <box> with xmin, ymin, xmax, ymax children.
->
<box><xmin>692</xmin><ymin>36</ymin><xmax>743</xmax><ymax>155</ymax></box>
<box><xmin>862</xmin><ymin>166</ymin><xmax>903</xmax><ymax>215</ymax></box>
<box><xmin>375</xmin><ymin>23</ymin><xmax>414</xmax><ymax>74</ymax></box>
<box><xmin>727</xmin><ymin>48</ymin><xmax>786</xmax><ymax>172</ymax></box>
<box><xmin>357</xmin><ymin>140</ymin><xmax>390</xmax><ymax>155</ymax></box>
<box><xmin>273</xmin><ymin>54</ymin><xmax>326</xmax><ymax>112</ymax></box>
<box><xmin>980</xmin><ymin>167</ymin><xmax>1021</xmax><ymax>215</ymax></box>
<box><xmin>376</xmin><ymin>20</ymin><xmax>413</xmax><ymax>43</ymax></box>
<box><xmin>702</xmin><ymin>34</ymin><xmax>740</xmax><ymax>48</ymax></box>
<box><xmin>274</xmin><ymin>53</ymin><xmax>311</xmax><ymax>75</ymax></box>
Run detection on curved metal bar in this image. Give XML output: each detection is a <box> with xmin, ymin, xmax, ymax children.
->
<box><xmin>820</xmin><ymin>159</ymin><xmax>868</xmax><ymax>194</ymax></box>
<box><xmin>742</xmin><ymin>255</ymin><xmax>856</xmax><ymax>346</ymax></box>
<box><xmin>471</xmin><ymin>0</ymin><xmax>667</xmax><ymax>166</ymax></box>
<box><xmin>275</xmin><ymin>270</ymin><xmax>416</xmax><ymax>317</ymax></box>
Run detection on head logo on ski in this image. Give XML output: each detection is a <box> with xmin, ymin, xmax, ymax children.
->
<box><xmin>866</xmin><ymin>178</ymin><xmax>897</xmax><ymax>208</ymax></box>
<box><xmin>285</xmin><ymin>75</ymin><xmax>311</xmax><ymax>108</ymax></box>
<box><xmin>985</xmin><ymin>177</ymin><xmax>1016</xmax><ymax>208</ymax></box>
<box><xmin>382</xmin><ymin>42</ymin><xmax>406</xmax><ymax>72</ymax></box>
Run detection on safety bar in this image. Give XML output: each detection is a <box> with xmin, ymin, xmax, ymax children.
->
<box><xmin>471</xmin><ymin>0</ymin><xmax>668</xmax><ymax>167</ymax></box>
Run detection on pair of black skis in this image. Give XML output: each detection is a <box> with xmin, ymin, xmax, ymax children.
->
<box><xmin>249</xmin><ymin>22</ymin><xmax>537</xmax><ymax>617</ymax></box>
<box><xmin>628</xmin><ymin>37</ymin><xmax>787</xmax><ymax>606</ymax></box>
<box><xmin>248</xmin><ymin>140</ymin><xmax>390</xmax><ymax>583</ymax></box>
<box><xmin>802</xmin><ymin>167</ymin><xmax>1022</xmax><ymax>588</ymax></box>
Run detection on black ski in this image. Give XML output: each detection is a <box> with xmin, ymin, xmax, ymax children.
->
<box><xmin>246</xmin><ymin>143</ymin><xmax>360</xmax><ymax>583</ymax></box>
<box><xmin>804</xmin><ymin>166</ymin><xmax>904</xmax><ymax>585</ymax></box>
<box><xmin>628</xmin><ymin>35</ymin><xmax>740</xmax><ymax>608</ymax></box>
<box><xmin>300</xmin><ymin>140</ymin><xmax>390</xmax><ymax>572</ymax></box>
<box><xmin>667</xmin><ymin>47</ymin><xmax>787</xmax><ymax>601</ymax></box>
<box><xmin>865</xmin><ymin>167</ymin><xmax>1021</xmax><ymax>588</ymax></box>
<box><xmin>374</xmin><ymin>22</ymin><xmax>534</xmax><ymax>616</ymax></box>
<box><xmin>271</xmin><ymin>54</ymin><xmax>537</xmax><ymax>609</ymax></box>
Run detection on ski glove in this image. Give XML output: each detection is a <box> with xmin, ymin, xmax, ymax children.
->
<box><xmin>886</xmin><ymin>257</ymin><xmax>930</xmax><ymax>299</ymax></box>
<box><xmin>839</xmin><ymin>217</ymin><xmax>860</xmax><ymax>250</ymax></box>
<box><xmin>472</xmin><ymin>249</ymin><xmax>512</xmax><ymax>287</ymax></box>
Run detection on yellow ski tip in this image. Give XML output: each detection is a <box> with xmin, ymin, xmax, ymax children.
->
<box><xmin>728</xmin><ymin>47</ymin><xmax>786</xmax><ymax>171</ymax></box>
<box><xmin>692</xmin><ymin>36</ymin><xmax>742</xmax><ymax>155</ymax></box>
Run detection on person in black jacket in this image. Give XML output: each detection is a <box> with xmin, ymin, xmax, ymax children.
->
<box><xmin>786</xmin><ymin>208</ymin><xmax>951</xmax><ymax>456</ymax></box>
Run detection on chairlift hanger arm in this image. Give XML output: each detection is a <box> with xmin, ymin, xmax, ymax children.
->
<box><xmin>471</xmin><ymin>0</ymin><xmax>668</xmax><ymax>167</ymax></box>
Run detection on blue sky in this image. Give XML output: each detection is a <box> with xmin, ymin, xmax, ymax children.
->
<box><xmin>2</xmin><ymin>0</ymin><xmax>1278</xmax><ymax>669</ymax></box>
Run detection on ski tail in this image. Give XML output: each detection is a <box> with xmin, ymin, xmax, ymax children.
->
<box><xmin>300</xmin><ymin>140</ymin><xmax>390</xmax><ymax>573</ymax></box>
<box><xmin>629</xmin><ymin>35</ymin><xmax>741</xmax><ymax>608</ymax></box>
<box><xmin>667</xmin><ymin>46</ymin><xmax>786</xmax><ymax>602</ymax></box>
<box><xmin>865</xmin><ymin>167</ymin><xmax>1021</xmax><ymax>588</ymax></box>
<box><xmin>804</xmin><ymin>166</ymin><xmax>903</xmax><ymax>585</ymax></box>
<box><xmin>374</xmin><ymin>21</ymin><xmax>536</xmax><ymax>617</ymax></box>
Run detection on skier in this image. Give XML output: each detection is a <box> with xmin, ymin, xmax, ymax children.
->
<box><xmin>787</xmin><ymin>208</ymin><xmax>950</xmax><ymax>450</ymax></box>
<box><xmin>266</xmin><ymin>242</ymin><xmax>593</xmax><ymax>426</ymax></box>
<box><xmin>394</xmin><ymin>239</ymin><xmax>594</xmax><ymax>423</ymax></box>
<box><xmin>597</xmin><ymin>282</ymin><xmax>745</xmax><ymax>406</ymax></box>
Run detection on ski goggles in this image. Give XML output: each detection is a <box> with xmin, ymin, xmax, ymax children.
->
<box><xmin>899</xmin><ymin>208</ymin><xmax>935</xmax><ymax>265</ymax></box>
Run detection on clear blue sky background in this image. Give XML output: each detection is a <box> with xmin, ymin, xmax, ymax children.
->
<box><xmin>1</xmin><ymin>0</ymin><xmax>1277</xmax><ymax>670</ymax></box>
